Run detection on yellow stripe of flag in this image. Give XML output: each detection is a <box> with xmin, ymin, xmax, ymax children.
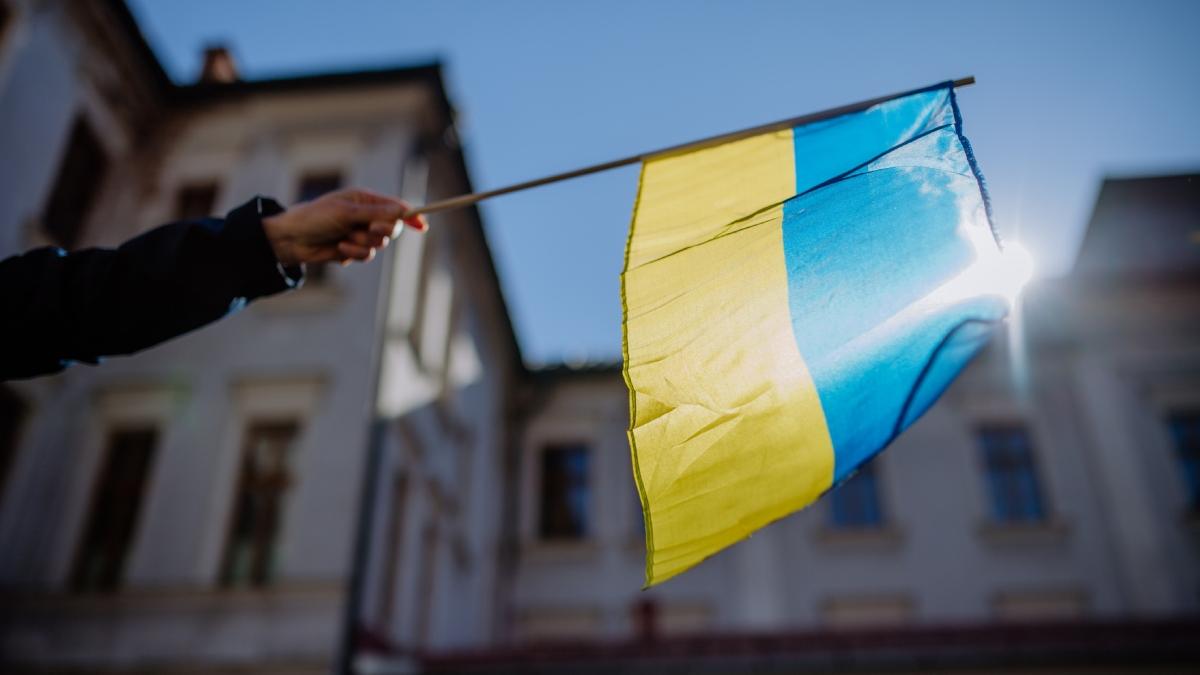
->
<box><xmin>621</xmin><ymin>129</ymin><xmax>835</xmax><ymax>585</ymax></box>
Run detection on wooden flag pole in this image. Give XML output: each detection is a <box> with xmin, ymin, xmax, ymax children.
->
<box><xmin>405</xmin><ymin>76</ymin><xmax>975</xmax><ymax>218</ymax></box>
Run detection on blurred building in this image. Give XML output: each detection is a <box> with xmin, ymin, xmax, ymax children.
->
<box><xmin>454</xmin><ymin>173</ymin><xmax>1197</xmax><ymax>673</ymax></box>
<box><xmin>0</xmin><ymin>1</ymin><xmax>1198</xmax><ymax>674</ymax></box>
<box><xmin>0</xmin><ymin>1</ymin><xmax>519</xmax><ymax>672</ymax></box>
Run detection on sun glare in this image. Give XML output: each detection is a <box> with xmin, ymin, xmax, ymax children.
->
<box><xmin>996</xmin><ymin>241</ymin><xmax>1036</xmax><ymax>304</ymax></box>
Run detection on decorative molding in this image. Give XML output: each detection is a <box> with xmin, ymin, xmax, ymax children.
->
<box><xmin>813</xmin><ymin>524</ymin><xmax>906</xmax><ymax>552</ymax></box>
<box><xmin>977</xmin><ymin>518</ymin><xmax>1072</xmax><ymax>548</ymax></box>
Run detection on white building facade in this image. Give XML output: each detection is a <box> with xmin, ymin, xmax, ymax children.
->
<box><xmin>0</xmin><ymin>1</ymin><xmax>519</xmax><ymax>672</ymax></box>
<box><xmin>482</xmin><ymin>175</ymin><xmax>1200</xmax><ymax>672</ymax></box>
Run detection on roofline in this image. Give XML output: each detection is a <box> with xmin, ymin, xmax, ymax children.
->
<box><xmin>1071</xmin><ymin>170</ymin><xmax>1199</xmax><ymax>280</ymax></box>
<box><xmin>527</xmin><ymin>362</ymin><xmax>623</xmax><ymax>382</ymax></box>
<box><xmin>426</xmin><ymin>72</ymin><xmax>527</xmax><ymax>374</ymax></box>
<box><xmin>106</xmin><ymin>1</ymin><xmax>525</xmax><ymax>369</ymax></box>
<box><xmin>1092</xmin><ymin>169</ymin><xmax>1200</xmax><ymax>185</ymax></box>
<box><xmin>110</xmin><ymin>1</ymin><xmax>445</xmax><ymax>101</ymax></box>
<box><xmin>169</xmin><ymin>62</ymin><xmax>446</xmax><ymax>104</ymax></box>
<box><xmin>105</xmin><ymin>0</ymin><xmax>174</xmax><ymax>94</ymax></box>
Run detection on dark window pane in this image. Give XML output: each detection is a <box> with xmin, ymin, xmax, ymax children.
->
<box><xmin>43</xmin><ymin>117</ymin><xmax>108</xmax><ymax>249</ymax></box>
<box><xmin>297</xmin><ymin>172</ymin><xmax>342</xmax><ymax>202</ymax></box>
<box><xmin>979</xmin><ymin>426</ymin><xmax>1046</xmax><ymax>523</ymax></box>
<box><xmin>176</xmin><ymin>182</ymin><xmax>218</xmax><ymax>220</ymax></box>
<box><xmin>70</xmin><ymin>428</ymin><xmax>158</xmax><ymax>593</ymax></box>
<box><xmin>829</xmin><ymin>460</ymin><xmax>884</xmax><ymax>529</ymax></box>
<box><xmin>0</xmin><ymin>385</ymin><xmax>27</xmax><ymax>500</ymax></box>
<box><xmin>220</xmin><ymin>421</ymin><xmax>299</xmax><ymax>588</ymax></box>
<box><xmin>539</xmin><ymin>444</ymin><xmax>590</xmax><ymax>540</ymax></box>
<box><xmin>1168</xmin><ymin>412</ymin><xmax>1200</xmax><ymax>513</ymax></box>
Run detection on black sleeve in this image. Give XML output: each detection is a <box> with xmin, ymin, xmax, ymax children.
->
<box><xmin>0</xmin><ymin>196</ymin><xmax>303</xmax><ymax>380</ymax></box>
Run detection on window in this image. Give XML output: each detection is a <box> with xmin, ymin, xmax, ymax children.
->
<box><xmin>175</xmin><ymin>182</ymin><xmax>219</xmax><ymax>220</ymax></box>
<box><xmin>295</xmin><ymin>172</ymin><xmax>342</xmax><ymax>284</ymax></box>
<box><xmin>220</xmin><ymin>421</ymin><xmax>299</xmax><ymax>588</ymax></box>
<box><xmin>1</xmin><ymin>3</ymin><xmax>11</xmax><ymax>45</ymax></box>
<box><xmin>1168</xmin><ymin>412</ymin><xmax>1200</xmax><ymax>513</ymax></box>
<box><xmin>0</xmin><ymin>385</ymin><xmax>27</xmax><ymax>501</ymax></box>
<box><xmin>0</xmin><ymin>3</ymin><xmax>12</xmax><ymax>51</ymax></box>
<box><xmin>828</xmin><ymin>461</ymin><xmax>884</xmax><ymax>529</ymax></box>
<box><xmin>539</xmin><ymin>444</ymin><xmax>590</xmax><ymax>540</ymax></box>
<box><xmin>979</xmin><ymin>425</ymin><xmax>1046</xmax><ymax>523</ymax></box>
<box><xmin>296</xmin><ymin>171</ymin><xmax>342</xmax><ymax>203</ymax></box>
<box><xmin>43</xmin><ymin>117</ymin><xmax>108</xmax><ymax>249</ymax></box>
<box><xmin>70</xmin><ymin>428</ymin><xmax>158</xmax><ymax>592</ymax></box>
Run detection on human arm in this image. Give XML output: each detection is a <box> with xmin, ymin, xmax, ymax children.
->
<box><xmin>0</xmin><ymin>189</ymin><xmax>424</xmax><ymax>380</ymax></box>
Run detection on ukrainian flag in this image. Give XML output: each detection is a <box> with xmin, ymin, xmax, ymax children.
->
<box><xmin>623</xmin><ymin>82</ymin><xmax>1014</xmax><ymax>585</ymax></box>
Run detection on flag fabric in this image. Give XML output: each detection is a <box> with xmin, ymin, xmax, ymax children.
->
<box><xmin>622</xmin><ymin>82</ymin><xmax>1008</xmax><ymax>585</ymax></box>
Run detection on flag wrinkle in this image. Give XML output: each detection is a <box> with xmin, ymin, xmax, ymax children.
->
<box><xmin>624</xmin><ymin>83</ymin><xmax>993</xmax><ymax>585</ymax></box>
<box><xmin>629</xmin><ymin>122</ymin><xmax>958</xmax><ymax>276</ymax></box>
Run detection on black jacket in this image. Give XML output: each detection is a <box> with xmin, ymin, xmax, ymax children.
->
<box><xmin>0</xmin><ymin>196</ymin><xmax>302</xmax><ymax>380</ymax></box>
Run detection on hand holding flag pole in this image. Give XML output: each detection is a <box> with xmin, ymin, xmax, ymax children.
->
<box><xmin>401</xmin><ymin>76</ymin><xmax>975</xmax><ymax>220</ymax></box>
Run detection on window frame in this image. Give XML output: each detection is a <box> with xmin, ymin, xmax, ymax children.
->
<box><xmin>977</xmin><ymin>424</ymin><xmax>1048</xmax><ymax>525</ymax></box>
<box><xmin>54</xmin><ymin>386</ymin><xmax>181</xmax><ymax>590</ymax></box>
<box><xmin>0</xmin><ymin>2</ymin><xmax>12</xmax><ymax>48</ymax></box>
<box><xmin>174</xmin><ymin>180</ymin><xmax>221</xmax><ymax>221</ymax></box>
<box><xmin>202</xmin><ymin>377</ymin><xmax>322</xmax><ymax>588</ymax></box>
<box><xmin>293</xmin><ymin>170</ymin><xmax>345</xmax><ymax>285</ymax></box>
<box><xmin>0</xmin><ymin>384</ymin><xmax>28</xmax><ymax>502</ymax></box>
<box><xmin>68</xmin><ymin>425</ymin><xmax>160</xmax><ymax>593</ymax></box>
<box><xmin>218</xmin><ymin>419</ymin><xmax>301</xmax><ymax>589</ymax></box>
<box><xmin>41</xmin><ymin>115</ymin><xmax>109</xmax><ymax>249</ymax></box>
<box><xmin>1166</xmin><ymin>411</ymin><xmax>1200</xmax><ymax>515</ymax></box>
<box><xmin>536</xmin><ymin>442</ymin><xmax>592</xmax><ymax>542</ymax></box>
<box><xmin>827</xmin><ymin>459</ymin><xmax>886</xmax><ymax>530</ymax></box>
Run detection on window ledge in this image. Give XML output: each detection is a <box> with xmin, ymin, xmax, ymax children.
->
<box><xmin>1</xmin><ymin>581</ymin><xmax>342</xmax><ymax>613</ymax></box>
<box><xmin>813</xmin><ymin>525</ymin><xmax>905</xmax><ymax>551</ymax></box>
<box><xmin>253</xmin><ymin>282</ymin><xmax>343</xmax><ymax>314</ymax></box>
<box><xmin>978</xmin><ymin>518</ymin><xmax>1071</xmax><ymax>547</ymax></box>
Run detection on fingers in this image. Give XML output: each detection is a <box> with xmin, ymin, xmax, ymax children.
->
<box><xmin>367</xmin><ymin>219</ymin><xmax>396</xmax><ymax>239</ymax></box>
<box><xmin>341</xmin><ymin>198</ymin><xmax>406</xmax><ymax>224</ymax></box>
<box><xmin>337</xmin><ymin>241</ymin><xmax>376</xmax><ymax>264</ymax></box>
<box><xmin>333</xmin><ymin>217</ymin><xmax>394</xmax><ymax>267</ymax></box>
<box><xmin>347</xmin><ymin>226</ymin><xmax>389</xmax><ymax>249</ymax></box>
<box><xmin>336</xmin><ymin>188</ymin><xmax>429</xmax><ymax>233</ymax></box>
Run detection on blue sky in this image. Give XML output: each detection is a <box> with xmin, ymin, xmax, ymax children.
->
<box><xmin>127</xmin><ymin>0</ymin><xmax>1200</xmax><ymax>365</ymax></box>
